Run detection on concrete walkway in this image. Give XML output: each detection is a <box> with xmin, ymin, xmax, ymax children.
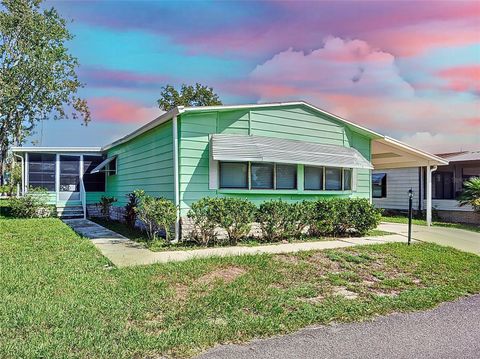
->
<box><xmin>379</xmin><ymin>222</ymin><xmax>480</xmax><ymax>255</ymax></box>
<box><xmin>197</xmin><ymin>294</ymin><xmax>480</xmax><ymax>359</ymax></box>
<box><xmin>63</xmin><ymin>219</ymin><xmax>410</xmax><ymax>267</ymax></box>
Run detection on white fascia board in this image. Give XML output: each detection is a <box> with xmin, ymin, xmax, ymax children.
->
<box><xmin>381</xmin><ymin>137</ymin><xmax>449</xmax><ymax>165</ymax></box>
<box><xmin>11</xmin><ymin>147</ymin><xmax>102</xmax><ymax>153</ymax></box>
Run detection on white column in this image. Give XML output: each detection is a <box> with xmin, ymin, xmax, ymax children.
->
<box><xmin>25</xmin><ymin>153</ymin><xmax>29</xmax><ymax>193</ymax></box>
<box><xmin>426</xmin><ymin>165</ymin><xmax>432</xmax><ymax>226</ymax></box>
<box><xmin>55</xmin><ymin>154</ymin><xmax>60</xmax><ymax>203</ymax></box>
<box><xmin>172</xmin><ymin>116</ymin><xmax>180</xmax><ymax>242</ymax></box>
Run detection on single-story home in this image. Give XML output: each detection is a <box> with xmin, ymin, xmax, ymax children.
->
<box><xmin>12</xmin><ymin>101</ymin><xmax>448</xmax><ymax>239</ymax></box>
<box><xmin>373</xmin><ymin>150</ymin><xmax>480</xmax><ymax>224</ymax></box>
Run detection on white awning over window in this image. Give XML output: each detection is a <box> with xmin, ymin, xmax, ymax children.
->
<box><xmin>90</xmin><ymin>156</ymin><xmax>116</xmax><ymax>174</ymax></box>
<box><xmin>211</xmin><ymin>134</ymin><xmax>373</xmax><ymax>169</ymax></box>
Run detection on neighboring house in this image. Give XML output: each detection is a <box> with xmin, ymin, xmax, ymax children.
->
<box><xmin>12</xmin><ymin>101</ymin><xmax>447</xmax><ymax>239</ymax></box>
<box><xmin>372</xmin><ymin>151</ymin><xmax>480</xmax><ymax>224</ymax></box>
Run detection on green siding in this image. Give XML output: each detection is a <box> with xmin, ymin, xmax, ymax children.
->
<box><xmin>106</xmin><ymin>120</ymin><xmax>174</xmax><ymax>206</ymax></box>
<box><xmin>178</xmin><ymin>104</ymin><xmax>373</xmax><ymax>215</ymax></box>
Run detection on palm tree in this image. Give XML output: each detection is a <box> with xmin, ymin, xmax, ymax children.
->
<box><xmin>458</xmin><ymin>177</ymin><xmax>480</xmax><ymax>212</ymax></box>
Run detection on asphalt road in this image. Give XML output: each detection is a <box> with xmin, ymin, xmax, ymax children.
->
<box><xmin>197</xmin><ymin>294</ymin><xmax>480</xmax><ymax>359</ymax></box>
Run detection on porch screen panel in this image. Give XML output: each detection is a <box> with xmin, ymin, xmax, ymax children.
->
<box><xmin>304</xmin><ymin>166</ymin><xmax>323</xmax><ymax>190</ymax></box>
<box><xmin>60</xmin><ymin>155</ymin><xmax>80</xmax><ymax>192</ymax></box>
<box><xmin>83</xmin><ymin>156</ymin><xmax>106</xmax><ymax>192</ymax></box>
<box><xmin>28</xmin><ymin>153</ymin><xmax>56</xmax><ymax>191</ymax></box>
<box><xmin>276</xmin><ymin>164</ymin><xmax>297</xmax><ymax>189</ymax></box>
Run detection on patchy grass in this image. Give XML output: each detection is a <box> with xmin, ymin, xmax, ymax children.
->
<box><xmin>382</xmin><ymin>215</ymin><xmax>480</xmax><ymax>233</ymax></box>
<box><xmin>1</xmin><ymin>217</ymin><xmax>479</xmax><ymax>358</ymax></box>
<box><xmin>91</xmin><ymin>217</ymin><xmax>393</xmax><ymax>252</ymax></box>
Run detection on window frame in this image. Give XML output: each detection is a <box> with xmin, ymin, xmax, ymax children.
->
<box><xmin>219</xmin><ymin>161</ymin><xmax>249</xmax><ymax>189</ymax></box>
<box><xmin>372</xmin><ymin>173</ymin><xmax>387</xmax><ymax>198</ymax></box>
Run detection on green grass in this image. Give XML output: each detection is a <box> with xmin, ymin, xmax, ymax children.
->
<box><xmin>91</xmin><ymin>217</ymin><xmax>393</xmax><ymax>252</ymax></box>
<box><xmin>1</xmin><ymin>218</ymin><xmax>479</xmax><ymax>358</ymax></box>
<box><xmin>381</xmin><ymin>215</ymin><xmax>480</xmax><ymax>233</ymax></box>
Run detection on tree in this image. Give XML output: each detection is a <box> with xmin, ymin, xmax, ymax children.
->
<box><xmin>458</xmin><ymin>177</ymin><xmax>480</xmax><ymax>213</ymax></box>
<box><xmin>157</xmin><ymin>83</ymin><xmax>222</xmax><ymax>111</ymax></box>
<box><xmin>0</xmin><ymin>0</ymin><xmax>90</xmax><ymax>183</ymax></box>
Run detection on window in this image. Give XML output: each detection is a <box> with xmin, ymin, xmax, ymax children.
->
<box><xmin>304</xmin><ymin>166</ymin><xmax>323</xmax><ymax>190</ymax></box>
<box><xmin>372</xmin><ymin>173</ymin><xmax>387</xmax><ymax>198</ymax></box>
<box><xmin>28</xmin><ymin>153</ymin><xmax>56</xmax><ymax>191</ymax></box>
<box><xmin>325</xmin><ymin>167</ymin><xmax>342</xmax><ymax>190</ymax></box>
<box><xmin>433</xmin><ymin>172</ymin><xmax>453</xmax><ymax>199</ymax></box>
<box><xmin>220</xmin><ymin>162</ymin><xmax>248</xmax><ymax>188</ymax></box>
<box><xmin>343</xmin><ymin>168</ymin><xmax>352</xmax><ymax>191</ymax></box>
<box><xmin>83</xmin><ymin>156</ymin><xmax>106</xmax><ymax>192</ymax></box>
<box><xmin>276</xmin><ymin>164</ymin><xmax>297</xmax><ymax>189</ymax></box>
<box><xmin>108</xmin><ymin>157</ymin><xmax>117</xmax><ymax>175</ymax></box>
<box><xmin>251</xmin><ymin>162</ymin><xmax>274</xmax><ymax>189</ymax></box>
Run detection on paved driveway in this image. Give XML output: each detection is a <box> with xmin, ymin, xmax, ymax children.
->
<box><xmin>378</xmin><ymin>222</ymin><xmax>480</xmax><ymax>255</ymax></box>
<box><xmin>197</xmin><ymin>294</ymin><xmax>480</xmax><ymax>359</ymax></box>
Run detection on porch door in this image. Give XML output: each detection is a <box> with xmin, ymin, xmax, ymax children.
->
<box><xmin>59</xmin><ymin>155</ymin><xmax>80</xmax><ymax>201</ymax></box>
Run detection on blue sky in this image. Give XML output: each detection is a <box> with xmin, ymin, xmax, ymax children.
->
<box><xmin>31</xmin><ymin>0</ymin><xmax>480</xmax><ymax>152</ymax></box>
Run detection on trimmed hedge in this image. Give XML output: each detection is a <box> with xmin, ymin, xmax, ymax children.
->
<box><xmin>188</xmin><ymin>197</ymin><xmax>382</xmax><ymax>244</ymax></box>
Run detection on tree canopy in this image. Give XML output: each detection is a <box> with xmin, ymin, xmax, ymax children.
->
<box><xmin>0</xmin><ymin>0</ymin><xmax>89</xmax><ymax>182</ymax></box>
<box><xmin>157</xmin><ymin>83</ymin><xmax>222</xmax><ymax>111</ymax></box>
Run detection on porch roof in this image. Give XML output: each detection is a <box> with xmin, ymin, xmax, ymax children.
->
<box><xmin>11</xmin><ymin>146</ymin><xmax>102</xmax><ymax>153</ymax></box>
<box><xmin>371</xmin><ymin>137</ymin><xmax>448</xmax><ymax>169</ymax></box>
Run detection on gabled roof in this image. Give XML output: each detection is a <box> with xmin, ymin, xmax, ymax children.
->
<box><xmin>102</xmin><ymin>101</ymin><xmax>383</xmax><ymax>151</ymax></box>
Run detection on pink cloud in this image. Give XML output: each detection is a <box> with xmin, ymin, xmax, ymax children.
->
<box><xmin>437</xmin><ymin>65</ymin><xmax>480</xmax><ymax>93</ymax></box>
<box><xmin>244</xmin><ymin>37</ymin><xmax>480</xmax><ymax>152</ymax></box>
<box><xmin>80</xmin><ymin>67</ymin><xmax>169</xmax><ymax>90</ymax></box>
<box><xmin>89</xmin><ymin>97</ymin><xmax>161</xmax><ymax>123</ymax></box>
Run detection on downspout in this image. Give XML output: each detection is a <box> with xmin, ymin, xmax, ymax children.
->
<box><xmin>13</xmin><ymin>153</ymin><xmax>25</xmax><ymax>196</ymax></box>
<box><xmin>172</xmin><ymin>115</ymin><xmax>180</xmax><ymax>243</ymax></box>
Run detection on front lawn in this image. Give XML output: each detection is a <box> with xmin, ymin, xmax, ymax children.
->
<box><xmin>382</xmin><ymin>215</ymin><xmax>480</xmax><ymax>233</ymax></box>
<box><xmin>1</xmin><ymin>217</ymin><xmax>479</xmax><ymax>358</ymax></box>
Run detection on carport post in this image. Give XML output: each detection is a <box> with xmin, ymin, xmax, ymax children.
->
<box><xmin>426</xmin><ymin>165</ymin><xmax>437</xmax><ymax>226</ymax></box>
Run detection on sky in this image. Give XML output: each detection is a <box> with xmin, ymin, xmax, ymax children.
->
<box><xmin>32</xmin><ymin>0</ymin><xmax>480</xmax><ymax>153</ymax></box>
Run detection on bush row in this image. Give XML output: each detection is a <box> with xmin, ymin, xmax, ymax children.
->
<box><xmin>187</xmin><ymin>197</ymin><xmax>382</xmax><ymax>245</ymax></box>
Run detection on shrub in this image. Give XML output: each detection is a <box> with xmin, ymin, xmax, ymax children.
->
<box><xmin>290</xmin><ymin>201</ymin><xmax>314</xmax><ymax>238</ymax></box>
<box><xmin>309</xmin><ymin>198</ymin><xmax>381</xmax><ymax>237</ymax></box>
<box><xmin>124</xmin><ymin>192</ymin><xmax>139</xmax><ymax>228</ymax></box>
<box><xmin>10</xmin><ymin>187</ymin><xmax>54</xmax><ymax>218</ymax></box>
<box><xmin>98</xmin><ymin>196</ymin><xmax>117</xmax><ymax>219</ymax></box>
<box><xmin>256</xmin><ymin>200</ymin><xmax>295</xmax><ymax>241</ymax></box>
<box><xmin>459</xmin><ymin>177</ymin><xmax>480</xmax><ymax>213</ymax></box>
<box><xmin>134</xmin><ymin>190</ymin><xmax>177</xmax><ymax>243</ymax></box>
<box><xmin>211</xmin><ymin>197</ymin><xmax>256</xmax><ymax>245</ymax></box>
<box><xmin>187</xmin><ymin>197</ymin><xmax>218</xmax><ymax>246</ymax></box>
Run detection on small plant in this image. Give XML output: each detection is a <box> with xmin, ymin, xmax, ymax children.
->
<box><xmin>10</xmin><ymin>187</ymin><xmax>53</xmax><ymax>218</ymax></box>
<box><xmin>256</xmin><ymin>200</ymin><xmax>295</xmax><ymax>241</ymax></box>
<box><xmin>124</xmin><ymin>192</ymin><xmax>139</xmax><ymax>228</ymax></box>
<box><xmin>99</xmin><ymin>196</ymin><xmax>117</xmax><ymax>219</ymax></box>
<box><xmin>134</xmin><ymin>190</ymin><xmax>177</xmax><ymax>243</ymax></box>
<box><xmin>187</xmin><ymin>197</ymin><xmax>218</xmax><ymax>246</ymax></box>
<box><xmin>211</xmin><ymin>197</ymin><xmax>256</xmax><ymax>245</ymax></box>
<box><xmin>459</xmin><ymin>177</ymin><xmax>480</xmax><ymax>212</ymax></box>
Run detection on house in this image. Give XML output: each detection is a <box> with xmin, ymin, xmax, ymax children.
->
<box><xmin>12</xmin><ymin>101</ymin><xmax>448</xmax><ymax>239</ymax></box>
<box><xmin>372</xmin><ymin>151</ymin><xmax>480</xmax><ymax>224</ymax></box>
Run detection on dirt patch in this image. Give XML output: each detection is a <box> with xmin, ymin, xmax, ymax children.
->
<box><xmin>196</xmin><ymin>266</ymin><xmax>247</xmax><ymax>286</ymax></box>
<box><xmin>299</xmin><ymin>294</ymin><xmax>325</xmax><ymax>304</ymax></box>
<box><xmin>275</xmin><ymin>254</ymin><xmax>301</xmax><ymax>265</ymax></box>
<box><xmin>173</xmin><ymin>283</ymin><xmax>189</xmax><ymax>300</ymax></box>
<box><xmin>332</xmin><ymin>286</ymin><xmax>358</xmax><ymax>299</ymax></box>
<box><xmin>306</xmin><ymin>253</ymin><xmax>342</xmax><ymax>273</ymax></box>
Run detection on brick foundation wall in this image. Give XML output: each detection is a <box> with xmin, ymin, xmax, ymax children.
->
<box><xmin>435</xmin><ymin>210</ymin><xmax>480</xmax><ymax>225</ymax></box>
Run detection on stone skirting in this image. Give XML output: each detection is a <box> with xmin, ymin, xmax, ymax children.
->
<box><xmin>435</xmin><ymin>210</ymin><xmax>480</xmax><ymax>225</ymax></box>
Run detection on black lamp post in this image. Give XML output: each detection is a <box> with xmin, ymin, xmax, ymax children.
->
<box><xmin>408</xmin><ymin>188</ymin><xmax>413</xmax><ymax>245</ymax></box>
